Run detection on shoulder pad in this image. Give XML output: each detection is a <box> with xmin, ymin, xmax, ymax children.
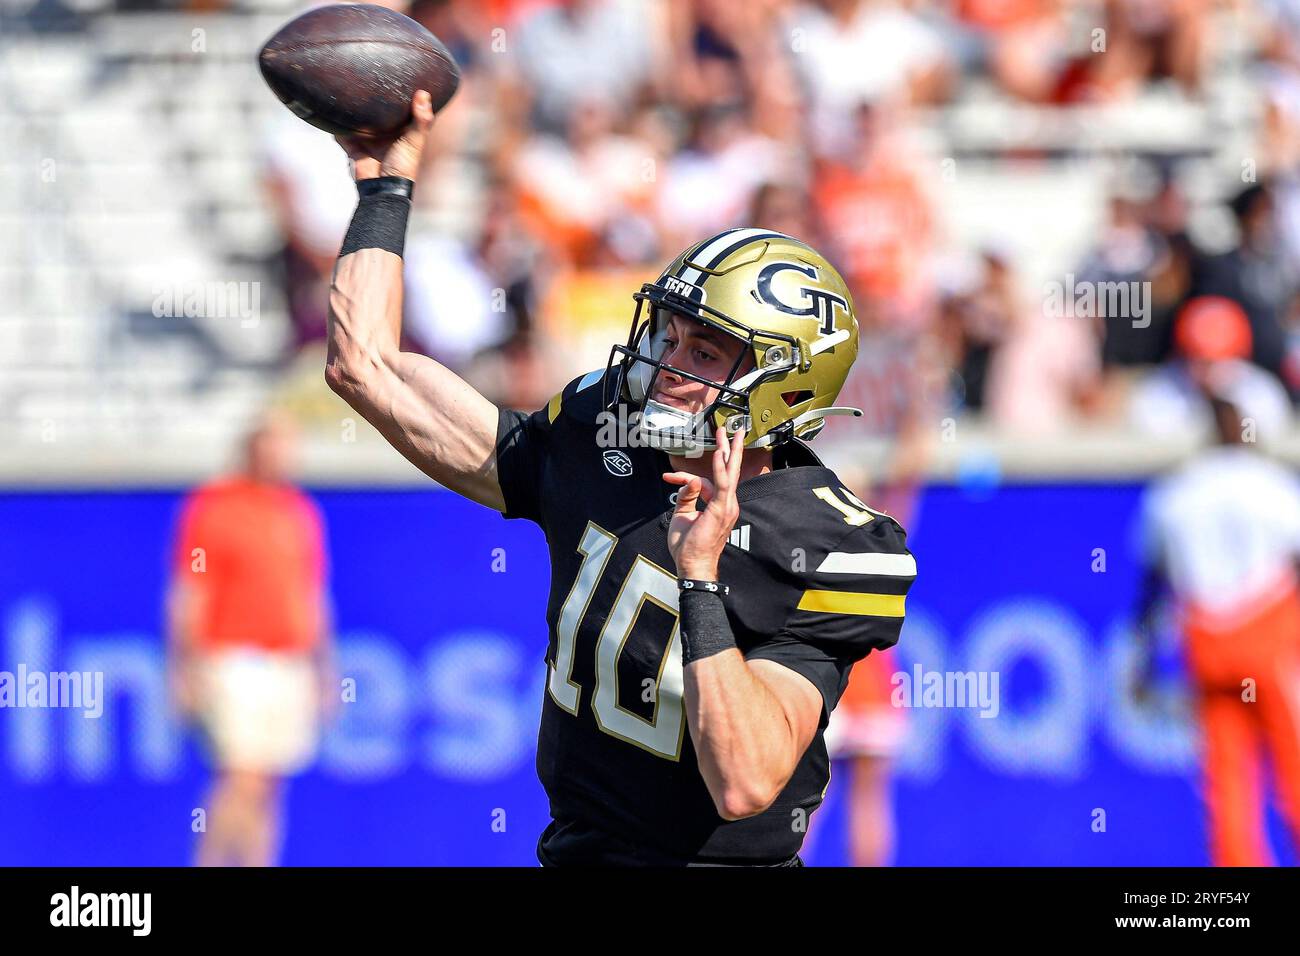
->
<box><xmin>542</xmin><ymin>368</ymin><xmax>610</xmax><ymax>427</ymax></box>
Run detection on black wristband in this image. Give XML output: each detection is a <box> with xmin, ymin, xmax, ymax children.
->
<box><xmin>678</xmin><ymin>588</ymin><xmax>736</xmax><ymax>665</ymax></box>
<box><xmin>357</xmin><ymin>175</ymin><xmax>415</xmax><ymax>200</ymax></box>
<box><xmin>340</xmin><ymin>177</ymin><xmax>415</xmax><ymax>258</ymax></box>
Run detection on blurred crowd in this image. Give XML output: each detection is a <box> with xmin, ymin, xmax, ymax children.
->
<box><xmin>111</xmin><ymin>0</ymin><xmax>1300</xmax><ymax>470</ymax></box>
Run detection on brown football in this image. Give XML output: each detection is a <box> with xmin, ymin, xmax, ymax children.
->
<box><xmin>258</xmin><ymin>3</ymin><xmax>460</xmax><ymax>137</ymax></box>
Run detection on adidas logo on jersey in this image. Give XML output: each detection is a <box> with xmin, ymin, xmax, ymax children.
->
<box><xmin>728</xmin><ymin>524</ymin><xmax>751</xmax><ymax>551</ymax></box>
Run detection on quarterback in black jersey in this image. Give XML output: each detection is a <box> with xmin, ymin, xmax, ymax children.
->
<box><xmin>326</xmin><ymin>95</ymin><xmax>916</xmax><ymax>867</ymax></box>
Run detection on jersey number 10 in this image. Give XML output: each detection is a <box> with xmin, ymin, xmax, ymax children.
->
<box><xmin>547</xmin><ymin>522</ymin><xmax>687</xmax><ymax>761</ymax></box>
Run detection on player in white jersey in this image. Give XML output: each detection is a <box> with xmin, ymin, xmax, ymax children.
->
<box><xmin>1136</xmin><ymin>370</ymin><xmax>1300</xmax><ymax>865</ymax></box>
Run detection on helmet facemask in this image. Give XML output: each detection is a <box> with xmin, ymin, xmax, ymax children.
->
<box><xmin>604</xmin><ymin>286</ymin><xmax>798</xmax><ymax>456</ymax></box>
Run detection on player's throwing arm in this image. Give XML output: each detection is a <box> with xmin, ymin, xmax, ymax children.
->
<box><xmin>323</xmin><ymin>91</ymin><xmax>506</xmax><ymax>512</ymax></box>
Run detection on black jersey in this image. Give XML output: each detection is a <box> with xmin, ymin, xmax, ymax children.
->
<box><xmin>495</xmin><ymin>369</ymin><xmax>916</xmax><ymax>865</ymax></box>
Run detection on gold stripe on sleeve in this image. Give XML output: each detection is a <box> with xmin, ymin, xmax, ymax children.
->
<box><xmin>796</xmin><ymin>589</ymin><xmax>906</xmax><ymax>617</ymax></box>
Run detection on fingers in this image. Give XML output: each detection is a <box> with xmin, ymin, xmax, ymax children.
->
<box><xmin>664</xmin><ymin>471</ymin><xmax>714</xmax><ymax>503</ymax></box>
<box><xmin>711</xmin><ymin>423</ymin><xmax>745</xmax><ymax>494</ymax></box>
<box><xmin>333</xmin><ymin>91</ymin><xmax>431</xmax><ymax>164</ymax></box>
<box><xmin>411</xmin><ymin>89</ymin><xmax>434</xmax><ymax>129</ymax></box>
<box><xmin>378</xmin><ymin>90</ymin><xmax>434</xmax><ymax>180</ymax></box>
<box><xmin>705</xmin><ymin>425</ymin><xmax>743</xmax><ymax>531</ymax></box>
<box><xmin>711</xmin><ymin>425</ymin><xmax>731</xmax><ymax>494</ymax></box>
<box><xmin>400</xmin><ymin>90</ymin><xmax>434</xmax><ymax>149</ymax></box>
<box><xmin>669</xmin><ymin>474</ymin><xmax>702</xmax><ymax>515</ymax></box>
<box><xmin>729</xmin><ymin>422</ymin><xmax>745</xmax><ymax>484</ymax></box>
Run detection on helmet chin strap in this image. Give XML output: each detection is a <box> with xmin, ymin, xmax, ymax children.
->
<box><xmin>637</xmin><ymin>401</ymin><xmax>717</xmax><ymax>455</ymax></box>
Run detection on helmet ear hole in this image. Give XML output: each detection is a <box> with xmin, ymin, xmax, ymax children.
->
<box><xmin>782</xmin><ymin>389</ymin><xmax>815</xmax><ymax>407</ymax></box>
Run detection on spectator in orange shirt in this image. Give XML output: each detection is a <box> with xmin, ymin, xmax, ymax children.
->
<box><xmin>167</xmin><ymin>411</ymin><xmax>336</xmax><ymax>867</ymax></box>
<box><xmin>813</xmin><ymin>99</ymin><xmax>937</xmax><ymax>331</ymax></box>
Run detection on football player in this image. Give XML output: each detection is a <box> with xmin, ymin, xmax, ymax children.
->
<box><xmin>326</xmin><ymin>92</ymin><xmax>917</xmax><ymax>866</ymax></box>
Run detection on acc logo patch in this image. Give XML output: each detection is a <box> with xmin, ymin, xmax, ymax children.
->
<box><xmin>602</xmin><ymin>449</ymin><xmax>634</xmax><ymax>477</ymax></box>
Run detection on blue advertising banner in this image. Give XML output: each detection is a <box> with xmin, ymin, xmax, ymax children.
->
<box><xmin>0</xmin><ymin>484</ymin><xmax>1293</xmax><ymax>865</ymax></box>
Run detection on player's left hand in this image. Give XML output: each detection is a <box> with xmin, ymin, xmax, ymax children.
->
<box><xmin>664</xmin><ymin>424</ymin><xmax>745</xmax><ymax>581</ymax></box>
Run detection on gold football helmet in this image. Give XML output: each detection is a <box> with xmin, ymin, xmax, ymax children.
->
<box><xmin>605</xmin><ymin>227</ymin><xmax>862</xmax><ymax>454</ymax></box>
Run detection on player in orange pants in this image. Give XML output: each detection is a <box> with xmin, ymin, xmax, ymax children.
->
<box><xmin>1182</xmin><ymin>587</ymin><xmax>1300</xmax><ymax>866</ymax></box>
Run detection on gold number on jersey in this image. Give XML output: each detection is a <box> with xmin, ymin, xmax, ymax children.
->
<box><xmin>548</xmin><ymin>522</ymin><xmax>686</xmax><ymax>760</ymax></box>
<box><xmin>813</xmin><ymin>486</ymin><xmax>885</xmax><ymax>526</ymax></box>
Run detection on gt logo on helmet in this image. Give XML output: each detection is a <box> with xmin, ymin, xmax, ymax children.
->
<box><xmin>756</xmin><ymin>262</ymin><xmax>850</xmax><ymax>335</ymax></box>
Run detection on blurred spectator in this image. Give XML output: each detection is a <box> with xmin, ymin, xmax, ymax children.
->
<box><xmin>785</xmin><ymin>0</ymin><xmax>954</xmax><ymax>159</ymax></box>
<box><xmin>1284</xmin><ymin>289</ymin><xmax>1300</xmax><ymax>395</ymax></box>
<box><xmin>1054</xmin><ymin>0</ymin><xmax>1211</xmax><ymax>104</ymax></box>
<box><xmin>1140</xmin><ymin>171</ymin><xmax>1197</xmax><ymax>356</ymax></box>
<box><xmin>167</xmin><ymin>411</ymin><xmax>336</xmax><ymax>867</ymax></box>
<box><xmin>1190</xmin><ymin>182</ymin><xmax>1296</xmax><ymax>385</ymax></box>
<box><xmin>934</xmin><ymin>0</ymin><xmax>1069</xmax><ymax>103</ymax></box>
<box><xmin>748</xmin><ymin>178</ymin><xmax>823</xmax><ymax>246</ymax></box>
<box><xmin>464</xmin><ymin>328</ymin><xmax>566</xmax><ymax>410</ymax></box>
<box><xmin>534</xmin><ymin>250</ymin><xmax>657</xmax><ymax>375</ymax></box>
<box><xmin>656</xmin><ymin>102</ymin><xmax>786</xmax><ymax>250</ymax></box>
<box><xmin>812</xmin><ymin>100</ymin><xmax>938</xmax><ymax>330</ymax></box>
<box><xmin>508</xmin><ymin>0</ymin><xmax>660</xmax><ymax>135</ymax></box>
<box><xmin>985</xmin><ymin>246</ymin><xmax>1103</xmax><ymax>432</ymax></box>
<box><xmin>665</xmin><ymin>0</ymin><xmax>803</xmax><ymax>140</ymax></box>
<box><xmin>409</xmin><ymin>0</ymin><xmax>492</xmax><ymax>77</ymax></box>
<box><xmin>1129</xmin><ymin>295</ymin><xmax>1292</xmax><ymax>439</ymax></box>
<box><xmin>513</xmin><ymin>95</ymin><xmax>663</xmax><ymax>266</ymax></box>
<box><xmin>404</xmin><ymin>187</ymin><xmax>539</xmax><ymax>369</ymax></box>
<box><xmin>935</xmin><ymin>248</ymin><xmax>1014</xmax><ymax>413</ymax></box>
<box><xmin>261</xmin><ymin>114</ymin><xmax>356</xmax><ymax>353</ymax></box>
<box><xmin>1079</xmin><ymin>186</ymin><xmax>1185</xmax><ymax>370</ymax></box>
